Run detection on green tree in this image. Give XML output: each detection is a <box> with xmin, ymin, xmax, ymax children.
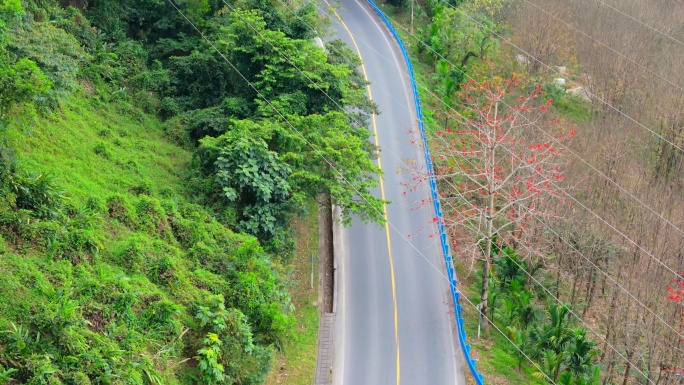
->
<box><xmin>216</xmin><ymin>8</ymin><xmax>371</xmax><ymax>118</ymax></box>
<box><xmin>432</xmin><ymin>59</ymin><xmax>462</xmax><ymax>127</ymax></box>
<box><xmin>200</xmin><ymin>114</ymin><xmax>385</xmax><ymax>234</ymax></box>
<box><xmin>418</xmin><ymin>7</ymin><xmax>497</xmax><ymax>73</ymax></box>
<box><xmin>277</xmin><ymin>112</ymin><xmax>385</xmax><ymax>225</ymax></box>
<box><xmin>201</xmin><ymin>132</ymin><xmax>291</xmax><ymax>240</ymax></box>
<box><xmin>0</xmin><ymin>1</ymin><xmax>51</xmax><ymax>124</ymax></box>
<box><xmin>529</xmin><ymin>303</ymin><xmax>598</xmax><ymax>383</ymax></box>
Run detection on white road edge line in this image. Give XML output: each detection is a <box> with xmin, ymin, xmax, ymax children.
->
<box><xmin>348</xmin><ymin>0</ymin><xmax>461</xmax><ymax>380</ymax></box>
<box><xmin>332</xmin><ymin>204</ymin><xmax>345</xmax><ymax>385</ymax></box>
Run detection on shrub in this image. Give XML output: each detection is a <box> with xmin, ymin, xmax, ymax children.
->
<box><xmin>128</xmin><ymin>60</ymin><xmax>169</xmax><ymax>94</ymax></box>
<box><xmin>159</xmin><ymin>97</ymin><xmax>182</xmax><ymax>120</ymax></box>
<box><xmin>64</xmin><ymin>371</ymin><xmax>91</xmax><ymax>385</ymax></box>
<box><xmin>133</xmin><ymin>196</ymin><xmax>168</xmax><ymax>235</ymax></box>
<box><xmin>191</xmin><ymin>269</ymin><xmax>229</xmax><ymax>294</ymax></box>
<box><xmin>130</xmin><ymin>90</ymin><xmax>160</xmax><ymax>115</ymax></box>
<box><xmin>112</xmin><ymin>233</ymin><xmax>151</xmax><ymax>271</ymax></box>
<box><xmin>9</xmin><ymin>21</ymin><xmax>84</xmax><ymax>107</ymax></box>
<box><xmin>12</xmin><ymin>171</ymin><xmax>66</xmax><ymax>220</ymax></box>
<box><xmin>83</xmin><ymin>196</ymin><xmax>106</xmax><ymax>215</ymax></box>
<box><xmin>92</xmin><ymin>141</ymin><xmax>110</xmax><ymax>159</ymax></box>
<box><xmin>129</xmin><ymin>179</ymin><xmax>152</xmax><ymax>196</ymax></box>
<box><xmin>105</xmin><ymin>194</ymin><xmax>135</xmax><ymax>226</ymax></box>
<box><xmin>142</xmin><ymin>299</ymin><xmax>183</xmax><ymax>335</ymax></box>
<box><xmin>188</xmin><ymin>241</ymin><xmax>217</xmax><ymax>267</ymax></box>
<box><xmin>62</xmin><ymin>227</ymin><xmax>101</xmax><ymax>262</ymax></box>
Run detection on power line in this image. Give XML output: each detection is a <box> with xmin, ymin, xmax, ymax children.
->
<box><xmin>315</xmin><ymin>0</ymin><xmax>684</xmax><ymax>251</ymax></box>
<box><xmin>308</xmin><ymin>0</ymin><xmax>684</xmax><ymax>341</ymax></box>
<box><xmin>165</xmin><ymin>0</ymin><xmax>551</xmax><ymax>380</ymax></box>
<box><xmin>289</xmin><ymin>1</ymin><xmax>680</xmax><ymax>378</ymax></box>
<box><xmin>378</xmin><ymin>0</ymin><xmax>684</xmax><ymax>335</ymax></box>
<box><xmin>168</xmin><ymin>1</ymin><xmax>681</xmax><ymax>381</ymax></box>
<box><xmin>436</xmin><ymin>0</ymin><xmax>684</xmax><ymax>155</ymax></box>
<box><xmin>372</xmin><ymin>0</ymin><xmax>684</xmax><ymax>282</ymax></box>
<box><xmin>591</xmin><ymin>0</ymin><xmax>684</xmax><ymax>47</ymax></box>
<box><xmin>523</xmin><ymin>0</ymin><xmax>684</xmax><ymax>92</ymax></box>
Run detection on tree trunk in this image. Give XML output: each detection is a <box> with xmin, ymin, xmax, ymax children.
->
<box><xmin>583</xmin><ymin>269</ymin><xmax>597</xmax><ymax>317</ymax></box>
<box><xmin>480</xmin><ymin>103</ymin><xmax>498</xmax><ymax>338</ymax></box>
<box><xmin>410</xmin><ymin>0</ymin><xmax>414</xmax><ymax>34</ymax></box>
<box><xmin>622</xmin><ymin>349</ymin><xmax>634</xmax><ymax>385</ymax></box>
<box><xmin>480</xmin><ymin>209</ymin><xmax>493</xmax><ymax>336</ymax></box>
<box><xmin>604</xmin><ymin>356</ymin><xmax>616</xmax><ymax>385</ymax></box>
<box><xmin>601</xmin><ymin>290</ymin><xmax>620</xmax><ymax>362</ymax></box>
<box><xmin>570</xmin><ymin>267</ymin><xmax>579</xmax><ymax>307</ymax></box>
<box><xmin>555</xmin><ymin>253</ymin><xmax>562</xmax><ymax>299</ymax></box>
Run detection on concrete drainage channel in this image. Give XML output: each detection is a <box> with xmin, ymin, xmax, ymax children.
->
<box><xmin>312</xmin><ymin>37</ymin><xmax>337</xmax><ymax>385</ymax></box>
<box><xmin>314</xmin><ymin>198</ymin><xmax>338</xmax><ymax>385</ymax></box>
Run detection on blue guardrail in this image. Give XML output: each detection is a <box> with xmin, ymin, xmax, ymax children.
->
<box><xmin>364</xmin><ymin>1</ymin><xmax>485</xmax><ymax>383</ymax></box>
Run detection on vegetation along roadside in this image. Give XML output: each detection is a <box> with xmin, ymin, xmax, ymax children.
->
<box><xmin>379</xmin><ymin>0</ymin><xmax>684</xmax><ymax>383</ymax></box>
<box><xmin>0</xmin><ymin>0</ymin><xmax>383</xmax><ymax>383</ymax></box>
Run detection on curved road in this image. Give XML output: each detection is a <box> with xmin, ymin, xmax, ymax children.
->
<box><xmin>327</xmin><ymin>1</ymin><xmax>467</xmax><ymax>384</ymax></box>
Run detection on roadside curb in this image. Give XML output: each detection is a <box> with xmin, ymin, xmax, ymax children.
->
<box><xmin>331</xmin><ymin>205</ymin><xmax>341</xmax><ymax>315</ymax></box>
<box><xmin>314</xmin><ymin>197</ymin><xmax>335</xmax><ymax>385</ymax></box>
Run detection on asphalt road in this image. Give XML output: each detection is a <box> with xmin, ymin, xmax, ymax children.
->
<box><xmin>327</xmin><ymin>1</ymin><xmax>467</xmax><ymax>384</ymax></box>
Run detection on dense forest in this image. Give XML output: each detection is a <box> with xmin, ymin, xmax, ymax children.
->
<box><xmin>0</xmin><ymin>0</ymin><xmax>381</xmax><ymax>383</ymax></box>
<box><xmin>380</xmin><ymin>0</ymin><xmax>683</xmax><ymax>383</ymax></box>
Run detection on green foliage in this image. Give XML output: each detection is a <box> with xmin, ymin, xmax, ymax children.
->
<box><xmin>0</xmin><ymin>0</ymin><xmax>380</xmax><ymax>382</ymax></box>
<box><xmin>0</xmin><ymin>92</ymin><xmax>294</xmax><ymax>383</ymax></box>
<box><xmin>9</xmin><ymin>20</ymin><xmax>84</xmax><ymax>106</ymax></box>
<box><xmin>7</xmin><ymin>169</ymin><xmax>67</xmax><ymax>220</ymax></box>
<box><xmin>417</xmin><ymin>7</ymin><xmax>497</xmax><ymax>72</ymax></box>
<box><xmin>543</xmin><ymin>84</ymin><xmax>591</xmax><ymax>123</ymax></box>
<box><xmin>527</xmin><ymin>304</ymin><xmax>599</xmax><ymax>383</ymax></box>
<box><xmin>0</xmin><ymin>0</ymin><xmax>51</xmax><ymax>125</ymax></box>
<box><xmin>198</xmin><ymin>112</ymin><xmax>384</xmax><ymax>244</ymax></box>
<box><xmin>197</xmin><ymin>333</ymin><xmax>225</xmax><ymax>384</ymax></box>
<box><xmin>134</xmin><ymin>195</ymin><xmax>169</xmax><ymax>235</ymax></box>
<box><xmin>0</xmin><ymin>0</ymin><xmax>22</xmax><ymax>21</ymax></box>
<box><xmin>105</xmin><ymin>194</ymin><xmax>135</xmax><ymax>225</ymax></box>
<box><xmin>202</xmin><ymin>133</ymin><xmax>291</xmax><ymax>240</ymax></box>
<box><xmin>194</xmin><ymin>294</ymin><xmax>274</xmax><ymax>382</ymax></box>
<box><xmin>487</xmin><ymin>247</ymin><xmax>600</xmax><ymax>384</ymax></box>
<box><xmin>0</xmin><ymin>58</ymin><xmax>52</xmax><ymax>114</ymax></box>
<box><xmin>386</xmin><ymin>0</ymin><xmax>408</xmax><ymax>7</ymax></box>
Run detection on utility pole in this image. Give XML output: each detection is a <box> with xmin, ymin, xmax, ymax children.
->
<box><xmin>410</xmin><ymin>0</ymin><xmax>414</xmax><ymax>33</ymax></box>
<box><xmin>310</xmin><ymin>253</ymin><xmax>314</xmax><ymax>289</ymax></box>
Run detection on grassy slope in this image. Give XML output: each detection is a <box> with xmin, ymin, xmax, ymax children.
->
<box><xmin>0</xmin><ymin>92</ymin><xmax>192</xmax><ymax>378</ymax></box>
<box><xmin>1</xmin><ymin>90</ymin><xmax>274</xmax><ymax>383</ymax></box>
<box><xmin>9</xmin><ymin>94</ymin><xmax>190</xmax><ymax>204</ymax></box>
<box><xmin>1</xmin><ymin>90</ymin><xmax>322</xmax><ymax>383</ymax></box>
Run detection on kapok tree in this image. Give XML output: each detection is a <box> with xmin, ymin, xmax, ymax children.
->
<box><xmin>428</xmin><ymin>76</ymin><xmax>574</xmax><ymax>335</ymax></box>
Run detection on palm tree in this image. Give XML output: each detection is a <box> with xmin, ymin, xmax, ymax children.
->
<box><xmin>565</xmin><ymin>328</ymin><xmax>599</xmax><ymax>377</ymax></box>
<box><xmin>431</xmin><ymin>60</ymin><xmax>459</xmax><ymax>128</ymax></box>
<box><xmin>528</xmin><ymin>303</ymin><xmax>573</xmax><ymax>382</ymax></box>
<box><xmin>529</xmin><ymin>303</ymin><xmax>599</xmax><ymax>383</ymax></box>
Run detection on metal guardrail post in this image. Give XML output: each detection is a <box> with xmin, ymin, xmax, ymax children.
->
<box><xmin>364</xmin><ymin>1</ymin><xmax>485</xmax><ymax>384</ymax></box>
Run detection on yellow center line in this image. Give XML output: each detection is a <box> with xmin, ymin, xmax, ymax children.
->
<box><xmin>323</xmin><ymin>2</ymin><xmax>400</xmax><ymax>384</ymax></box>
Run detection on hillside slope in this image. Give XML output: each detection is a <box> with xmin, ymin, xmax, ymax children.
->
<box><xmin>0</xmin><ymin>0</ymin><xmax>385</xmax><ymax>382</ymax></box>
<box><xmin>0</xmin><ymin>92</ymin><xmax>295</xmax><ymax>384</ymax></box>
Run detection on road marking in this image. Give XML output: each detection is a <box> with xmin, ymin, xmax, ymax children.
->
<box><xmin>323</xmin><ymin>2</ymin><xmax>400</xmax><ymax>384</ymax></box>
<box><xmin>327</xmin><ymin>2</ymin><xmax>462</xmax><ymax>380</ymax></box>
